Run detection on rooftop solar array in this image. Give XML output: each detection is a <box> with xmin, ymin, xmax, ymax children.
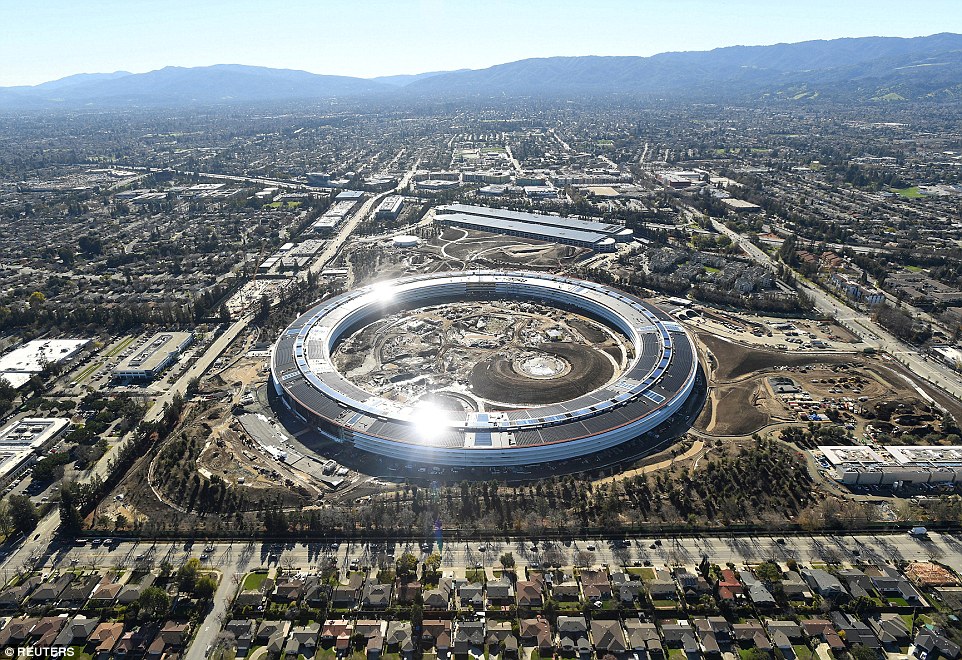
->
<box><xmin>272</xmin><ymin>271</ymin><xmax>698</xmax><ymax>461</ymax></box>
<box><xmin>440</xmin><ymin>213</ymin><xmax>614</xmax><ymax>246</ymax></box>
<box><xmin>438</xmin><ymin>203</ymin><xmax>626</xmax><ymax>235</ymax></box>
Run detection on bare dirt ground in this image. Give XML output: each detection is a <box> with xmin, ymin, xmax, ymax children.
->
<box><xmin>332</xmin><ymin>298</ymin><xmax>629</xmax><ymax>408</ymax></box>
<box><xmin>701</xmin><ymin>332</ymin><xmax>853</xmax><ymax>381</ymax></box>
<box><xmin>704</xmin><ymin>379</ymin><xmax>771</xmax><ymax>436</ymax></box>
<box><xmin>471</xmin><ymin>341</ymin><xmax>614</xmax><ymax>406</ymax></box>
<box><xmin>696</xmin><ymin>331</ymin><xmax>948</xmax><ymax>441</ymax></box>
<box><xmin>426</xmin><ymin>227</ymin><xmax>589</xmax><ymax>269</ymax></box>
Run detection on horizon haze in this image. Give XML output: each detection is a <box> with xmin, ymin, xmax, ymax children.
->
<box><xmin>1</xmin><ymin>0</ymin><xmax>961</xmax><ymax>87</ymax></box>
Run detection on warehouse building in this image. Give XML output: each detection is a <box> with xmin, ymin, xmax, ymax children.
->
<box><xmin>819</xmin><ymin>445</ymin><xmax>962</xmax><ymax>486</ymax></box>
<box><xmin>0</xmin><ymin>417</ymin><xmax>71</xmax><ymax>487</ymax></box>
<box><xmin>312</xmin><ymin>200</ymin><xmax>360</xmax><ymax>234</ymax></box>
<box><xmin>306</xmin><ymin>172</ymin><xmax>330</xmax><ymax>187</ymax></box>
<box><xmin>0</xmin><ymin>339</ymin><xmax>91</xmax><ymax>390</ymax></box>
<box><xmin>721</xmin><ymin>198</ymin><xmax>763</xmax><ymax>213</ymax></box>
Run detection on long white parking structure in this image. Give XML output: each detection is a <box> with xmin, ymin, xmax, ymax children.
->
<box><xmin>271</xmin><ymin>271</ymin><xmax>699</xmax><ymax>467</ymax></box>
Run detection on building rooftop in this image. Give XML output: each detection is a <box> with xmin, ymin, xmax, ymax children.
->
<box><xmin>272</xmin><ymin>270</ymin><xmax>697</xmax><ymax>461</ymax></box>
<box><xmin>0</xmin><ymin>339</ymin><xmax>90</xmax><ymax>389</ymax></box>
<box><xmin>114</xmin><ymin>332</ymin><xmax>193</xmax><ymax>374</ymax></box>
<box><xmin>438</xmin><ymin>203</ymin><xmax>625</xmax><ymax>236</ymax></box>
<box><xmin>441</xmin><ymin>213</ymin><xmax>616</xmax><ymax>247</ymax></box>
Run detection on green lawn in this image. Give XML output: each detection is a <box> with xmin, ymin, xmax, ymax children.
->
<box><xmin>210</xmin><ymin>648</ymin><xmax>237</xmax><ymax>660</ymax></box>
<box><xmin>105</xmin><ymin>335</ymin><xmax>135</xmax><ymax>357</ymax></box>
<box><xmin>315</xmin><ymin>647</ymin><xmax>337</xmax><ymax>660</ymax></box>
<box><xmin>892</xmin><ymin>186</ymin><xmax>923</xmax><ymax>199</ymax></box>
<box><xmin>267</xmin><ymin>201</ymin><xmax>301</xmax><ymax>208</ymax></box>
<box><xmin>901</xmin><ymin>614</ymin><xmax>916</xmax><ymax>632</ymax></box>
<box><xmin>466</xmin><ymin>568</ymin><xmax>486</xmax><ymax>583</ymax></box>
<box><xmin>627</xmin><ymin>567</ymin><xmax>656</xmax><ymax>580</ymax></box>
<box><xmin>555</xmin><ymin>601</ymin><xmax>583</xmax><ymax>613</ymax></box>
<box><xmin>75</xmin><ymin>360</ymin><xmax>103</xmax><ymax>382</ymax></box>
<box><xmin>668</xmin><ymin>648</ymin><xmax>687</xmax><ymax>660</ymax></box>
<box><xmin>242</xmin><ymin>571</ymin><xmax>269</xmax><ymax>591</ymax></box>
<box><xmin>888</xmin><ymin>597</ymin><xmax>910</xmax><ymax>607</ymax></box>
<box><xmin>793</xmin><ymin>644</ymin><xmax>816</xmax><ymax>660</ymax></box>
<box><xmin>652</xmin><ymin>599</ymin><xmax>679</xmax><ymax>609</ymax></box>
<box><xmin>69</xmin><ymin>648</ymin><xmax>93</xmax><ymax>660</ymax></box>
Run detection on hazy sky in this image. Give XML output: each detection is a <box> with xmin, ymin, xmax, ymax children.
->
<box><xmin>1</xmin><ymin>0</ymin><xmax>960</xmax><ymax>86</ymax></box>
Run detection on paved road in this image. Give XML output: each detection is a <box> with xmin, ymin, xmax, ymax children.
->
<box><xmin>186</xmin><ymin>161</ymin><xmax>423</xmax><ymax>657</ymax></box>
<box><xmin>0</xmin><ymin>318</ymin><xmax>257</xmax><ymax>579</ymax></box>
<box><xmin>184</xmin><ymin>544</ymin><xmax>257</xmax><ymax>660</ymax></box>
<box><xmin>305</xmin><ymin>159</ymin><xmax>421</xmax><ymax>283</ymax></box>
<box><xmin>505</xmin><ymin>144</ymin><xmax>523</xmax><ymax>173</ymax></box>
<box><xmin>129</xmin><ymin>166</ymin><xmax>312</xmax><ymax>192</ymax></box>
<box><xmin>84</xmin><ymin>316</ymin><xmax>254</xmax><ymax>488</ymax></box>
<box><xmin>708</xmin><ymin>216</ymin><xmax>962</xmax><ymax>401</ymax></box>
<box><xmin>44</xmin><ymin>530</ymin><xmax>962</xmax><ymax>577</ymax></box>
<box><xmin>10</xmin><ymin>527</ymin><xmax>954</xmax><ymax>659</ymax></box>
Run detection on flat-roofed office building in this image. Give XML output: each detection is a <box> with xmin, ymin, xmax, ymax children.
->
<box><xmin>113</xmin><ymin>332</ymin><xmax>194</xmax><ymax>381</ymax></box>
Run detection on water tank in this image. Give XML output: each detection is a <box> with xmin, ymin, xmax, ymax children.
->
<box><xmin>393</xmin><ymin>235</ymin><xmax>420</xmax><ymax>248</ymax></box>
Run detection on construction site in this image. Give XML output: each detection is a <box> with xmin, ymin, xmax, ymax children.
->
<box><xmin>331</xmin><ymin>299</ymin><xmax>632</xmax><ymax>410</ymax></box>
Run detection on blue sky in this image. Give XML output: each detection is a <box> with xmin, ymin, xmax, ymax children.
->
<box><xmin>0</xmin><ymin>0</ymin><xmax>959</xmax><ymax>86</ymax></box>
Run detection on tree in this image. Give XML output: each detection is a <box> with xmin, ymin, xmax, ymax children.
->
<box><xmin>0</xmin><ymin>501</ymin><xmax>13</xmax><ymax>538</ymax></box>
<box><xmin>944</xmin><ymin>412</ymin><xmax>960</xmax><ymax>435</ymax></box>
<box><xmin>754</xmin><ymin>561</ymin><xmax>782</xmax><ymax>585</ymax></box>
<box><xmin>8</xmin><ymin>495</ymin><xmax>38</xmax><ymax>535</ymax></box>
<box><xmin>743</xmin><ymin>648</ymin><xmax>771</xmax><ymax>660</ymax></box>
<box><xmin>138</xmin><ymin>586</ymin><xmax>171</xmax><ymax>617</ymax></box>
<box><xmin>59</xmin><ymin>483</ymin><xmax>84</xmax><ymax>534</ymax></box>
<box><xmin>78</xmin><ymin>234</ymin><xmax>103</xmax><ymax>255</ymax></box>
<box><xmin>499</xmin><ymin>552</ymin><xmax>516</xmax><ymax>569</ymax></box>
<box><xmin>0</xmin><ymin>376</ymin><xmax>15</xmax><ymax>415</ymax></box>
<box><xmin>177</xmin><ymin>558</ymin><xmax>201</xmax><ymax>591</ymax></box>
<box><xmin>255</xmin><ymin>293</ymin><xmax>271</xmax><ymax>323</ymax></box>
<box><xmin>698</xmin><ymin>555</ymin><xmax>711</xmax><ymax>580</ymax></box>
<box><xmin>850</xmin><ymin>645</ymin><xmax>880</xmax><ymax>660</ymax></box>
<box><xmin>574</xmin><ymin>550</ymin><xmax>595</xmax><ymax>568</ymax></box>
<box><xmin>194</xmin><ymin>575</ymin><xmax>218</xmax><ymax>599</ymax></box>
<box><xmin>396</xmin><ymin>552</ymin><xmax>419</xmax><ymax>578</ymax></box>
<box><xmin>425</xmin><ymin>551</ymin><xmax>442</xmax><ymax>573</ymax></box>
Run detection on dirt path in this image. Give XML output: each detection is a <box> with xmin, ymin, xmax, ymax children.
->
<box><xmin>594</xmin><ymin>440</ymin><xmax>704</xmax><ymax>485</ymax></box>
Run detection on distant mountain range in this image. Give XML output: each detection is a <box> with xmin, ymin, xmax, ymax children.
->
<box><xmin>2</xmin><ymin>33</ymin><xmax>961</xmax><ymax>109</ymax></box>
